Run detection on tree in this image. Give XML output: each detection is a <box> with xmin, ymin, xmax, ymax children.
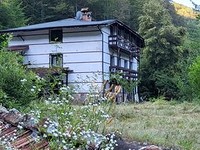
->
<box><xmin>129</xmin><ymin>0</ymin><xmax>147</xmax><ymax>30</ymax></box>
<box><xmin>22</xmin><ymin>0</ymin><xmax>74</xmax><ymax>24</ymax></box>
<box><xmin>138</xmin><ymin>0</ymin><xmax>186</xmax><ymax>99</ymax></box>
<box><xmin>0</xmin><ymin>0</ymin><xmax>27</xmax><ymax>29</ymax></box>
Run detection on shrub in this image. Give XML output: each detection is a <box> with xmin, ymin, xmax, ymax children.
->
<box><xmin>188</xmin><ymin>56</ymin><xmax>200</xmax><ymax>98</ymax></box>
<box><xmin>25</xmin><ymin>85</ymin><xmax>117</xmax><ymax>149</ymax></box>
<box><xmin>0</xmin><ymin>50</ymin><xmax>43</xmax><ymax>108</ymax></box>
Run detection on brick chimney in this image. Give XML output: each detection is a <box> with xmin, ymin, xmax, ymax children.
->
<box><xmin>75</xmin><ymin>7</ymin><xmax>92</xmax><ymax>21</ymax></box>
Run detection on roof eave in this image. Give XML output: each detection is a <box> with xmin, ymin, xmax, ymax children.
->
<box><xmin>0</xmin><ymin>23</ymin><xmax>110</xmax><ymax>34</ymax></box>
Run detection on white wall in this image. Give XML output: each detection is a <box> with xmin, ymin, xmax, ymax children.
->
<box><xmin>9</xmin><ymin>25</ymin><xmax>139</xmax><ymax>95</ymax></box>
<box><xmin>9</xmin><ymin>27</ymin><xmax>104</xmax><ymax>93</ymax></box>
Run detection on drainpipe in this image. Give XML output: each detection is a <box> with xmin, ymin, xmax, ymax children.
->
<box><xmin>97</xmin><ymin>25</ymin><xmax>105</xmax><ymax>97</ymax></box>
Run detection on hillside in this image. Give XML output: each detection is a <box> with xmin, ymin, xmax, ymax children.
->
<box><xmin>173</xmin><ymin>2</ymin><xmax>199</xmax><ymax>19</ymax></box>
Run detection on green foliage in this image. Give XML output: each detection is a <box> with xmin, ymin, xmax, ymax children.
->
<box><xmin>24</xmin><ymin>84</ymin><xmax>116</xmax><ymax>149</ymax></box>
<box><xmin>0</xmin><ymin>34</ymin><xmax>11</xmax><ymax>50</ymax></box>
<box><xmin>20</xmin><ymin>0</ymin><xmax>141</xmax><ymax>29</ymax></box>
<box><xmin>0</xmin><ymin>0</ymin><xmax>27</xmax><ymax>29</ymax></box>
<box><xmin>174</xmin><ymin>20</ymin><xmax>200</xmax><ymax>101</ymax></box>
<box><xmin>110</xmin><ymin>73</ymin><xmax>137</xmax><ymax>93</ymax></box>
<box><xmin>139</xmin><ymin>0</ymin><xmax>186</xmax><ymax>99</ymax></box>
<box><xmin>0</xmin><ymin>49</ymin><xmax>44</xmax><ymax>108</ymax></box>
<box><xmin>21</xmin><ymin>0</ymin><xmax>74</xmax><ymax>24</ymax></box>
<box><xmin>188</xmin><ymin>56</ymin><xmax>200</xmax><ymax>97</ymax></box>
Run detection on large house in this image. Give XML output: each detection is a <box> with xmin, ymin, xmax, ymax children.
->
<box><xmin>0</xmin><ymin>10</ymin><xmax>144</xmax><ymax>102</ymax></box>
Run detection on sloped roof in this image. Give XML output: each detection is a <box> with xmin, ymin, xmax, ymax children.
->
<box><xmin>0</xmin><ymin>19</ymin><xmax>144</xmax><ymax>47</ymax></box>
<box><xmin>0</xmin><ymin>19</ymin><xmax>115</xmax><ymax>33</ymax></box>
<box><xmin>0</xmin><ymin>106</ymin><xmax>49</xmax><ymax>150</ymax></box>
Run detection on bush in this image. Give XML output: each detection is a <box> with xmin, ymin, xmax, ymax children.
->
<box><xmin>24</xmin><ymin>85</ymin><xmax>116</xmax><ymax>149</ymax></box>
<box><xmin>0</xmin><ymin>50</ymin><xmax>43</xmax><ymax>108</ymax></box>
<box><xmin>188</xmin><ymin>56</ymin><xmax>200</xmax><ymax>98</ymax></box>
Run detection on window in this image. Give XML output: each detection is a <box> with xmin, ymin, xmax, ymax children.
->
<box><xmin>110</xmin><ymin>55</ymin><xmax>115</xmax><ymax>66</ymax></box>
<box><xmin>118</xmin><ymin>57</ymin><xmax>121</xmax><ymax>67</ymax></box>
<box><xmin>124</xmin><ymin>60</ymin><xmax>128</xmax><ymax>69</ymax></box>
<box><xmin>49</xmin><ymin>29</ymin><xmax>63</xmax><ymax>43</ymax></box>
<box><xmin>110</xmin><ymin>26</ymin><xmax>117</xmax><ymax>35</ymax></box>
<box><xmin>130</xmin><ymin>61</ymin><xmax>133</xmax><ymax>70</ymax></box>
<box><xmin>50</xmin><ymin>53</ymin><xmax>63</xmax><ymax>67</ymax></box>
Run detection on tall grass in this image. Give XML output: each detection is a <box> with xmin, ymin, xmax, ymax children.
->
<box><xmin>107</xmin><ymin>100</ymin><xmax>200</xmax><ymax>150</ymax></box>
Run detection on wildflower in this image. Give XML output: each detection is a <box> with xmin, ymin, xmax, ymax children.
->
<box><xmin>53</xmin><ymin>132</ymin><xmax>58</xmax><ymax>137</ymax></box>
<box><xmin>17</xmin><ymin>124</ymin><xmax>23</xmax><ymax>130</ymax></box>
<box><xmin>43</xmin><ymin>134</ymin><xmax>47</xmax><ymax>138</ymax></box>
<box><xmin>20</xmin><ymin>79</ymin><xmax>27</xmax><ymax>82</ymax></box>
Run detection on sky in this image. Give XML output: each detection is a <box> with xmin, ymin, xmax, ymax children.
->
<box><xmin>173</xmin><ymin>0</ymin><xmax>200</xmax><ymax>8</ymax></box>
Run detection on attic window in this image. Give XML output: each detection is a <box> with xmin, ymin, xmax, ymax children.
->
<box><xmin>50</xmin><ymin>53</ymin><xmax>63</xmax><ymax>67</ymax></box>
<box><xmin>49</xmin><ymin>29</ymin><xmax>63</xmax><ymax>43</ymax></box>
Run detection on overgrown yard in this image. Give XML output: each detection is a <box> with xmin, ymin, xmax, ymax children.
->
<box><xmin>107</xmin><ymin>101</ymin><xmax>200</xmax><ymax>150</ymax></box>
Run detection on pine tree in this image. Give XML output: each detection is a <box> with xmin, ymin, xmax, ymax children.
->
<box><xmin>0</xmin><ymin>0</ymin><xmax>27</xmax><ymax>29</ymax></box>
<box><xmin>138</xmin><ymin>0</ymin><xmax>186</xmax><ymax>99</ymax></box>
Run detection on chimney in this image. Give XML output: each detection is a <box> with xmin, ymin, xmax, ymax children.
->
<box><xmin>75</xmin><ymin>7</ymin><xmax>92</xmax><ymax>21</ymax></box>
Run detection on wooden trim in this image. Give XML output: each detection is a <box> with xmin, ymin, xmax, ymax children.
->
<box><xmin>8</xmin><ymin>45</ymin><xmax>29</xmax><ymax>51</ymax></box>
<box><xmin>10</xmin><ymin>39</ymin><xmax>102</xmax><ymax>47</ymax></box>
<box><xmin>49</xmin><ymin>28</ymin><xmax>63</xmax><ymax>43</ymax></box>
<box><xmin>13</xmin><ymin>29</ymin><xmax>100</xmax><ymax>38</ymax></box>
<box><xmin>68</xmin><ymin>81</ymin><xmax>103</xmax><ymax>84</ymax></box>
<box><xmin>110</xmin><ymin>65</ymin><xmax>137</xmax><ymax>74</ymax></box>
<box><xmin>68</xmin><ymin>71</ymin><xmax>102</xmax><ymax>74</ymax></box>
<box><xmin>24</xmin><ymin>50</ymin><xmax>103</xmax><ymax>56</ymax></box>
<box><xmin>63</xmin><ymin>61</ymin><xmax>102</xmax><ymax>64</ymax></box>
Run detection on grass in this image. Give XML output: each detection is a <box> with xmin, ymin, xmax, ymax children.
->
<box><xmin>106</xmin><ymin>100</ymin><xmax>200</xmax><ymax>150</ymax></box>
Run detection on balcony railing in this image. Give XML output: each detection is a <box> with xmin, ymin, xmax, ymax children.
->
<box><xmin>109</xmin><ymin>35</ymin><xmax>139</xmax><ymax>58</ymax></box>
<box><xmin>110</xmin><ymin>65</ymin><xmax>138</xmax><ymax>79</ymax></box>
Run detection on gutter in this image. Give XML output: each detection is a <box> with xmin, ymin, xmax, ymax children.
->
<box><xmin>97</xmin><ymin>25</ymin><xmax>105</xmax><ymax>97</ymax></box>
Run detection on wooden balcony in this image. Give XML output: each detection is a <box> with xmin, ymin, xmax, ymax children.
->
<box><xmin>110</xmin><ymin>65</ymin><xmax>138</xmax><ymax>79</ymax></box>
<box><xmin>109</xmin><ymin>35</ymin><xmax>140</xmax><ymax>58</ymax></box>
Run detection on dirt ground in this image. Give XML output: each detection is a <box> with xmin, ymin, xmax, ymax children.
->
<box><xmin>113</xmin><ymin>138</ymin><xmax>179</xmax><ymax>150</ymax></box>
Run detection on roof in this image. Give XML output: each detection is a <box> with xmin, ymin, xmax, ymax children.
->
<box><xmin>0</xmin><ymin>106</ymin><xmax>49</xmax><ymax>150</ymax></box>
<box><xmin>0</xmin><ymin>19</ymin><xmax>115</xmax><ymax>33</ymax></box>
<box><xmin>0</xmin><ymin>19</ymin><xmax>144</xmax><ymax>47</ymax></box>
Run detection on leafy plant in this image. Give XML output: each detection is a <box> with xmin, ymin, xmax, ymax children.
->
<box><xmin>188</xmin><ymin>56</ymin><xmax>200</xmax><ymax>97</ymax></box>
<box><xmin>0</xmin><ymin>49</ymin><xmax>44</xmax><ymax>108</ymax></box>
<box><xmin>110</xmin><ymin>72</ymin><xmax>137</xmax><ymax>93</ymax></box>
<box><xmin>25</xmin><ymin>83</ymin><xmax>116</xmax><ymax>149</ymax></box>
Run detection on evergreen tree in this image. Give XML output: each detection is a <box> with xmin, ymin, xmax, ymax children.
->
<box><xmin>139</xmin><ymin>0</ymin><xmax>186</xmax><ymax>99</ymax></box>
<box><xmin>129</xmin><ymin>0</ymin><xmax>147</xmax><ymax>30</ymax></box>
<box><xmin>0</xmin><ymin>0</ymin><xmax>26</xmax><ymax>29</ymax></box>
<box><xmin>22</xmin><ymin>0</ymin><xmax>74</xmax><ymax>24</ymax></box>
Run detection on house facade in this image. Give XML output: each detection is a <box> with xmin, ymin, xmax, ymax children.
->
<box><xmin>0</xmin><ymin>17</ymin><xmax>144</xmax><ymax>102</ymax></box>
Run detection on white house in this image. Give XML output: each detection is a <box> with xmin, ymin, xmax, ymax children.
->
<box><xmin>0</xmin><ymin>13</ymin><xmax>144</xmax><ymax>102</ymax></box>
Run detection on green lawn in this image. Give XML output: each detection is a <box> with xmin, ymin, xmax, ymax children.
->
<box><xmin>107</xmin><ymin>101</ymin><xmax>200</xmax><ymax>150</ymax></box>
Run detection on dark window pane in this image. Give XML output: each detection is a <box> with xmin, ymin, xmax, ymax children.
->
<box><xmin>50</xmin><ymin>29</ymin><xmax>63</xmax><ymax>42</ymax></box>
<box><xmin>50</xmin><ymin>54</ymin><xmax>63</xmax><ymax>67</ymax></box>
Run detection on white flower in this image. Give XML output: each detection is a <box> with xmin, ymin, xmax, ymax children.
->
<box><xmin>20</xmin><ymin>79</ymin><xmax>27</xmax><ymax>82</ymax></box>
<box><xmin>63</xmin><ymin>145</ymin><xmax>67</xmax><ymax>149</ymax></box>
<box><xmin>53</xmin><ymin>133</ymin><xmax>58</xmax><ymax>137</ymax></box>
<box><xmin>43</xmin><ymin>134</ymin><xmax>47</xmax><ymax>138</ymax></box>
<box><xmin>17</xmin><ymin>125</ymin><xmax>23</xmax><ymax>129</ymax></box>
